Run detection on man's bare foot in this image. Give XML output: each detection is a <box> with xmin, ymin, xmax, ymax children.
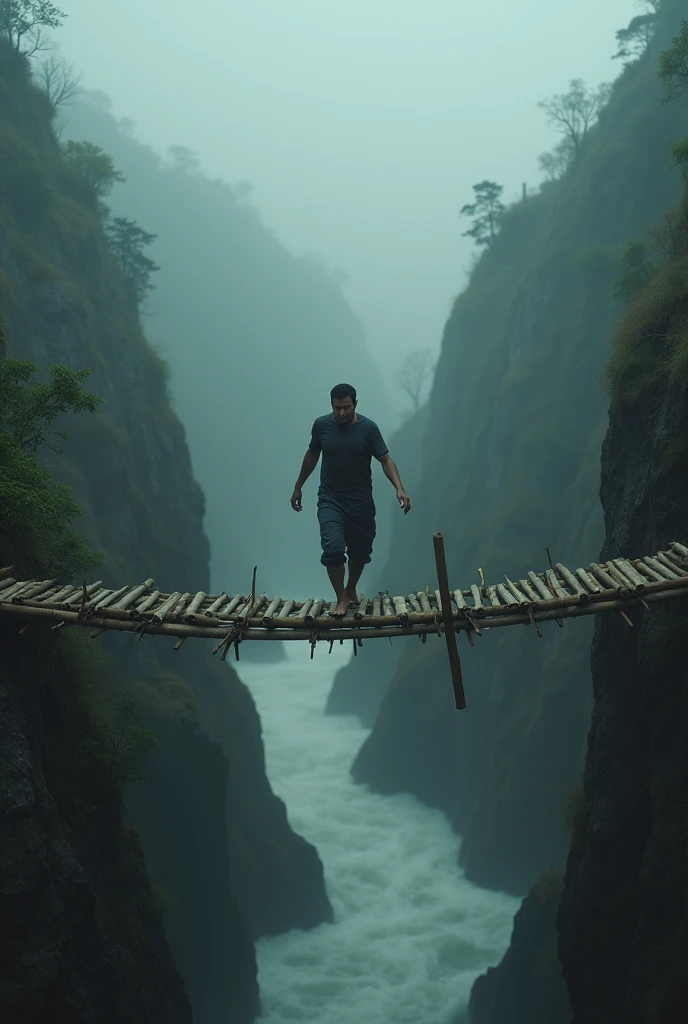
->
<box><xmin>346</xmin><ymin>585</ymin><xmax>358</xmax><ymax>606</ymax></box>
<box><xmin>331</xmin><ymin>598</ymin><xmax>349</xmax><ymax>618</ymax></box>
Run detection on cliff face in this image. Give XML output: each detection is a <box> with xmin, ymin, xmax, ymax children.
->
<box><xmin>0</xmin><ymin>42</ymin><xmax>332</xmax><ymax>1022</ymax></box>
<box><xmin>0</xmin><ymin>626</ymin><xmax>192</xmax><ymax>1024</ymax></box>
<box><xmin>466</xmin><ymin>872</ymin><xmax>570</xmax><ymax>1024</ymax></box>
<box><xmin>557</xmin><ymin>192</ymin><xmax>688</xmax><ymax>1019</ymax></box>
<box><xmin>331</xmin><ymin>2</ymin><xmax>688</xmax><ymax>897</ymax></box>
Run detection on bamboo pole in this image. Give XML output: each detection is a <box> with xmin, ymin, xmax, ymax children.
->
<box><xmin>433</xmin><ymin>532</ymin><xmax>466</xmax><ymax>710</ymax></box>
<box><xmin>354</xmin><ymin>595</ymin><xmax>369</xmax><ymax>619</ymax></box>
<box><xmin>407</xmin><ymin>593</ymin><xmax>422</xmax><ymax>613</ymax></box>
<box><xmin>671</xmin><ymin>541</ymin><xmax>688</xmax><ymax>558</ymax></box>
<box><xmin>0</xmin><ymin>577</ymin><xmax>18</xmax><ymax>593</ymax></box>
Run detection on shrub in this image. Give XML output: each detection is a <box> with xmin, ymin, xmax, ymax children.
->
<box><xmin>0</xmin><ymin>329</ymin><xmax>102</xmax><ymax>574</ymax></box>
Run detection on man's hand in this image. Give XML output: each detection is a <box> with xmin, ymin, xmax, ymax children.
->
<box><xmin>397</xmin><ymin>488</ymin><xmax>411</xmax><ymax>514</ymax></box>
<box><xmin>291</xmin><ymin>487</ymin><xmax>303</xmax><ymax>511</ymax></box>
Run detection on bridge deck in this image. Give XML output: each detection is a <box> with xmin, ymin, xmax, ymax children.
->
<box><xmin>2</xmin><ymin>542</ymin><xmax>687</xmax><ymax>650</ymax></box>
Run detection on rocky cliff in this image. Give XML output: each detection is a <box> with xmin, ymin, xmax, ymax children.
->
<box><xmin>557</xmin><ymin>195</ymin><xmax>688</xmax><ymax>1021</ymax></box>
<box><xmin>330</xmin><ymin>0</ymin><xmax>688</xmax><ymax>898</ymax></box>
<box><xmin>0</xmin><ymin>40</ymin><xmax>332</xmax><ymax>1022</ymax></box>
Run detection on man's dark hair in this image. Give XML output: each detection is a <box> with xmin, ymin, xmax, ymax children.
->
<box><xmin>330</xmin><ymin>383</ymin><xmax>357</xmax><ymax>403</ymax></box>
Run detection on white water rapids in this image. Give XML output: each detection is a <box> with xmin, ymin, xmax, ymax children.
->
<box><xmin>238</xmin><ymin>644</ymin><xmax>520</xmax><ymax>1024</ymax></box>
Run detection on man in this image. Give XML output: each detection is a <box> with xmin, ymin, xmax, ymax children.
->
<box><xmin>290</xmin><ymin>383</ymin><xmax>411</xmax><ymax>618</ymax></box>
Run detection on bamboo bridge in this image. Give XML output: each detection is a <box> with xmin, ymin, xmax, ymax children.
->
<box><xmin>2</xmin><ymin>534</ymin><xmax>688</xmax><ymax>710</ymax></box>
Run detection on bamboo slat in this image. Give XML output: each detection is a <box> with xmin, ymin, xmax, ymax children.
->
<box><xmin>382</xmin><ymin>594</ymin><xmax>395</xmax><ymax>617</ymax></box>
<box><xmin>643</xmin><ymin>556</ymin><xmax>678</xmax><ymax>581</ymax></box>
<box><xmin>613</xmin><ymin>560</ymin><xmax>647</xmax><ymax>592</ymax></box>
<box><xmin>407</xmin><ymin>593</ymin><xmax>422</xmax><ymax>613</ymax></box>
<box><xmin>486</xmin><ymin>585</ymin><xmax>500</xmax><ymax>608</ymax></box>
<box><xmin>575</xmin><ymin>568</ymin><xmax>602</xmax><ymax>595</ymax></box>
<box><xmin>589</xmin><ymin>563</ymin><xmax>624</xmax><ymax>593</ymax></box>
<box><xmin>0</xmin><ymin>577</ymin><xmax>18</xmax><ymax>593</ymax></box>
<box><xmin>184</xmin><ymin>591</ymin><xmax>207</xmax><ymax>620</ymax></box>
<box><xmin>354</xmin><ymin>595</ymin><xmax>369</xmax><ymax>620</ymax></box>
<box><xmin>453</xmin><ymin>588</ymin><xmax>467</xmax><ymax>610</ymax></box>
<box><xmin>671</xmin><ymin>541</ymin><xmax>688</xmax><ymax>558</ymax></box>
<box><xmin>204</xmin><ymin>591</ymin><xmax>229</xmax><ymax>616</ymax></box>
<box><xmin>496</xmin><ymin>584</ymin><xmax>518</xmax><ymax>607</ymax></box>
<box><xmin>604</xmin><ymin>562</ymin><xmax>637</xmax><ymax>592</ymax></box>
<box><xmin>503</xmin><ymin>576</ymin><xmax>528</xmax><ymax>607</ymax></box>
<box><xmin>135</xmin><ymin>590</ymin><xmax>161</xmax><ymax>616</ymax></box>
<box><xmin>556</xmin><ymin>564</ymin><xmax>588</xmax><ymax>601</ymax></box>
<box><xmin>280</xmin><ymin>599</ymin><xmax>296</xmax><ymax>619</ymax></box>
<box><xmin>372</xmin><ymin>597</ymin><xmax>381</xmax><ymax>618</ymax></box>
<box><xmin>300</xmin><ymin>598</ymin><xmax>315</xmax><ymax>620</ymax></box>
<box><xmin>12</xmin><ymin>579</ymin><xmax>55</xmax><ymax>601</ymax></box>
<box><xmin>417</xmin><ymin>591</ymin><xmax>431</xmax><ymax>614</ymax></box>
<box><xmin>216</xmin><ymin>595</ymin><xmax>243</xmax><ymax>617</ymax></box>
<box><xmin>94</xmin><ymin>587</ymin><xmax>130</xmax><ymax>612</ymax></box>
<box><xmin>4</xmin><ymin>580</ymin><xmax>40</xmax><ymax>601</ymax></box>
<box><xmin>393</xmin><ymin>596</ymin><xmax>409</xmax><ymax>624</ymax></box>
<box><xmin>151</xmin><ymin>592</ymin><xmax>182</xmax><ymax>624</ymax></box>
<box><xmin>262</xmin><ymin>597</ymin><xmax>282</xmax><ymax>625</ymax></box>
<box><xmin>656</xmin><ymin>551</ymin><xmax>688</xmax><ymax>576</ymax></box>
<box><xmin>546</xmin><ymin>570</ymin><xmax>568</xmax><ymax>601</ymax></box>
<box><xmin>470</xmin><ymin>584</ymin><xmax>485</xmax><ymax>616</ymax></box>
<box><xmin>305</xmin><ymin>600</ymin><xmax>324</xmax><ymax>623</ymax></box>
<box><xmin>519</xmin><ymin>578</ymin><xmax>539</xmax><ymax>603</ymax></box>
<box><xmin>110</xmin><ymin>579</ymin><xmax>155</xmax><ymax>612</ymax></box>
<box><xmin>527</xmin><ymin>571</ymin><xmax>551</xmax><ymax>602</ymax></box>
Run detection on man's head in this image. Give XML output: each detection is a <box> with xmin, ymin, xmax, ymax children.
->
<box><xmin>330</xmin><ymin>383</ymin><xmax>357</xmax><ymax>425</ymax></box>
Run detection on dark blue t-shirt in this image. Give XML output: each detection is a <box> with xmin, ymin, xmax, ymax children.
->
<box><xmin>309</xmin><ymin>414</ymin><xmax>389</xmax><ymax>503</ymax></box>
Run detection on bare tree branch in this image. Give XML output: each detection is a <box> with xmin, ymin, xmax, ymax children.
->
<box><xmin>35</xmin><ymin>51</ymin><xmax>81</xmax><ymax>112</ymax></box>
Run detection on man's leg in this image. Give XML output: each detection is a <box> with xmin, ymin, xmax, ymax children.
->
<box><xmin>326</xmin><ymin>563</ymin><xmax>349</xmax><ymax>617</ymax></box>
<box><xmin>344</xmin><ymin>501</ymin><xmax>376</xmax><ymax>604</ymax></box>
<box><xmin>345</xmin><ymin>560</ymin><xmax>365</xmax><ymax>605</ymax></box>
<box><xmin>317</xmin><ymin>498</ymin><xmax>349</xmax><ymax>617</ymax></box>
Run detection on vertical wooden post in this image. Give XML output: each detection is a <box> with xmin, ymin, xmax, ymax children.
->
<box><xmin>432</xmin><ymin>532</ymin><xmax>467</xmax><ymax>710</ymax></box>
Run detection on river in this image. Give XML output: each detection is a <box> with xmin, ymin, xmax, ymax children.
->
<box><xmin>238</xmin><ymin>643</ymin><xmax>520</xmax><ymax>1024</ymax></box>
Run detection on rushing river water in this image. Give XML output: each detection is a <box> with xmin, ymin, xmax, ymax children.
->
<box><xmin>238</xmin><ymin>644</ymin><xmax>520</xmax><ymax>1024</ymax></box>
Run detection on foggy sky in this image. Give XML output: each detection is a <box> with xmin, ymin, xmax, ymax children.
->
<box><xmin>57</xmin><ymin>0</ymin><xmax>636</xmax><ymax>406</ymax></box>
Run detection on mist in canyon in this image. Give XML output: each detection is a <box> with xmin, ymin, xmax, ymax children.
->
<box><xmin>6</xmin><ymin>1</ymin><xmax>686</xmax><ymax>1023</ymax></box>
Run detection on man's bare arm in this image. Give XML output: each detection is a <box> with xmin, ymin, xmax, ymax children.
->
<box><xmin>291</xmin><ymin>449</ymin><xmax>320</xmax><ymax>511</ymax></box>
<box><xmin>377</xmin><ymin>454</ymin><xmax>411</xmax><ymax>514</ymax></box>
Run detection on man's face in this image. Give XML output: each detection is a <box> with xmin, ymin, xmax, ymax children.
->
<box><xmin>332</xmin><ymin>395</ymin><xmax>356</xmax><ymax>425</ymax></box>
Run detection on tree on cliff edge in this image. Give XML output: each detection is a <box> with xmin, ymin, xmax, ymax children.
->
<box><xmin>0</xmin><ymin>0</ymin><xmax>65</xmax><ymax>56</ymax></box>
<box><xmin>460</xmin><ymin>180</ymin><xmax>504</xmax><ymax>246</ymax></box>
<box><xmin>538</xmin><ymin>79</ymin><xmax>611</xmax><ymax>156</ymax></box>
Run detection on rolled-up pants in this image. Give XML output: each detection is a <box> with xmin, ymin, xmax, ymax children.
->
<box><xmin>317</xmin><ymin>493</ymin><xmax>376</xmax><ymax>567</ymax></box>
